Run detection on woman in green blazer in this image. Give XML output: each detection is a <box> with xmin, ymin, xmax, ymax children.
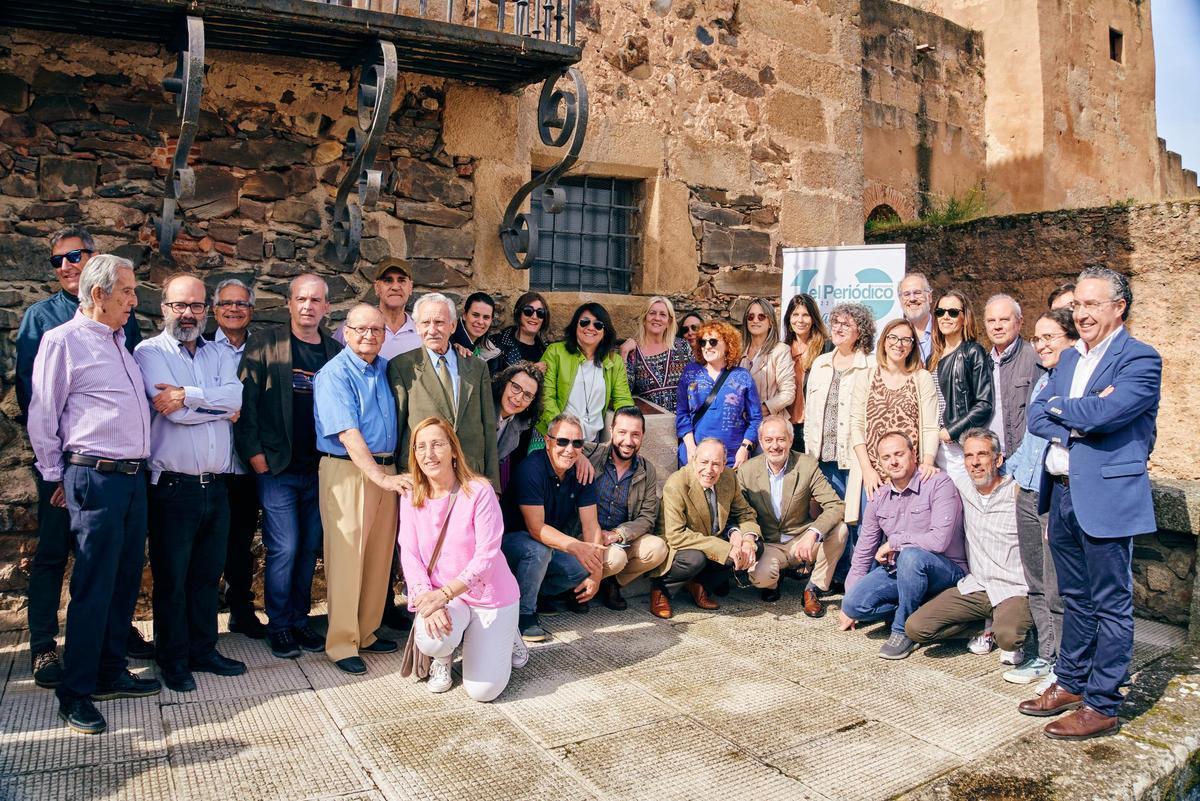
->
<box><xmin>536</xmin><ymin>302</ymin><xmax>634</xmax><ymax>442</ymax></box>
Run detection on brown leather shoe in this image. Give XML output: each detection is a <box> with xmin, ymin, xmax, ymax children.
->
<box><xmin>1018</xmin><ymin>683</ymin><xmax>1083</xmax><ymax>717</ymax></box>
<box><xmin>802</xmin><ymin>588</ymin><xmax>825</xmax><ymax>618</ymax></box>
<box><xmin>600</xmin><ymin>577</ymin><xmax>628</xmax><ymax>611</ymax></box>
<box><xmin>1043</xmin><ymin>706</ymin><xmax>1120</xmax><ymax>740</ymax></box>
<box><xmin>686</xmin><ymin>581</ymin><xmax>719</xmax><ymax>610</ymax></box>
<box><xmin>649</xmin><ymin>587</ymin><xmax>673</xmax><ymax>619</ymax></box>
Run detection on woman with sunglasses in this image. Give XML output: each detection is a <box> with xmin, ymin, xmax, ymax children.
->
<box><xmin>537</xmin><ymin>303</ymin><xmax>634</xmax><ymax>444</ymax></box>
<box><xmin>489</xmin><ymin>291</ymin><xmax>551</xmax><ymax>374</ymax></box>
<box><xmin>618</xmin><ymin>296</ymin><xmax>693</xmax><ymax>412</ymax></box>
<box><xmin>677</xmin><ymin>312</ymin><xmax>704</xmax><ymax>349</ymax></box>
<box><xmin>928</xmin><ymin>290</ymin><xmax>993</xmax><ymax>484</ymax></box>
<box><xmin>676</xmin><ymin>320</ymin><xmax>762</xmax><ymax>468</ymax></box>
<box><xmin>783</xmin><ymin>293</ymin><xmax>832</xmax><ymax>445</ymax></box>
<box><xmin>491</xmin><ymin>362</ymin><xmax>544</xmax><ymax>491</ymax></box>
<box><xmin>849</xmin><ymin>318</ymin><xmax>939</xmax><ymax>500</ymax></box>
<box><xmin>998</xmin><ymin>306</ymin><xmax>1078</xmax><ymax>691</ymax></box>
<box><xmin>739</xmin><ymin>298</ymin><xmax>797</xmax><ymax>424</ymax></box>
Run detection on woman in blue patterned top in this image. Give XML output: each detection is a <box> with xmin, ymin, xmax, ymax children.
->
<box><xmin>675</xmin><ymin>320</ymin><xmax>762</xmax><ymax>468</ymax></box>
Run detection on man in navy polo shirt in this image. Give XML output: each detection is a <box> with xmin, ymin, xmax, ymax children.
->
<box><xmin>501</xmin><ymin>413</ymin><xmax>606</xmax><ymax>643</ymax></box>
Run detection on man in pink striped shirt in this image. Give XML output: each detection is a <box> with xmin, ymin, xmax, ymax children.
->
<box><xmin>28</xmin><ymin>254</ymin><xmax>160</xmax><ymax>736</ymax></box>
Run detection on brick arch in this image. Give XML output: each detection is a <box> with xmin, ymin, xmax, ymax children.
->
<box><xmin>863</xmin><ymin>182</ymin><xmax>916</xmax><ymax>222</ymax></box>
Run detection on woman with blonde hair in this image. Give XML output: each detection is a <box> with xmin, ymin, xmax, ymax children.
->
<box><xmin>399</xmin><ymin>417</ymin><xmax>523</xmax><ymax>701</ymax></box>
<box><xmin>676</xmin><ymin>320</ymin><xmax>762</xmax><ymax>468</ymax></box>
<box><xmin>619</xmin><ymin>296</ymin><xmax>693</xmax><ymax>412</ymax></box>
<box><xmin>739</xmin><ymin>297</ymin><xmax>797</xmax><ymax>423</ymax></box>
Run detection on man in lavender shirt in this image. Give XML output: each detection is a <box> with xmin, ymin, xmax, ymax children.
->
<box><xmin>839</xmin><ymin>431</ymin><xmax>967</xmax><ymax>660</ymax></box>
<box><xmin>28</xmin><ymin>254</ymin><xmax>161</xmax><ymax>736</ymax></box>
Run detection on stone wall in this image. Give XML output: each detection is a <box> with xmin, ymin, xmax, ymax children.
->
<box><xmin>860</xmin><ymin>0</ymin><xmax>985</xmax><ymax>223</ymax></box>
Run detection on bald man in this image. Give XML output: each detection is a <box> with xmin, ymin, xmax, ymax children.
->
<box><xmin>134</xmin><ymin>274</ymin><xmax>246</xmax><ymax>692</ymax></box>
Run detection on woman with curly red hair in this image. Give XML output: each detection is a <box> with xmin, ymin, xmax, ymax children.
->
<box><xmin>675</xmin><ymin>320</ymin><xmax>763</xmax><ymax>467</ymax></box>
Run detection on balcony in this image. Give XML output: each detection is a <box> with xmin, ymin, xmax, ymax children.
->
<box><xmin>0</xmin><ymin>0</ymin><xmax>581</xmax><ymax>89</ymax></box>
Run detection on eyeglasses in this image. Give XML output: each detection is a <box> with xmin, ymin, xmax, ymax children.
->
<box><xmin>50</xmin><ymin>249</ymin><xmax>92</xmax><ymax>268</ymax></box>
<box><xmin>885</xmin><ymin>334</ymin><xmax>915</xmax><ymax>347</ymax></box>
<box><xmin>1032</xmin><ymin>333</ymin><xmax>1067</xmax><ymax>347</ymax></box>
<box><xmin>414</xmin><ymin>439</ymin><xmax>450</xmax><ymax>454</ymax></box>
<box><xmin>506</xmin><ymin>381</ymin><xmax>536</xmax><ymax>403</ymax></box>
<box><xmin>745</xmin><ymin>312</ymin><xmax>769</xmax><ymax>322</ymax></box>
<box><xmin>552</xmin><ymin>437</ymin><xmax>585</xmax><ymax>449</ymax></box>
<box><xmin>934</xmin><ymin>308</ymin><xmax>962</xmax><ymax>318</ymax></box>
<box><xmin>521</xmin><ymin>305</ymin><xmax>547</xmax><ymax>320</ymax></box>
<box><xmin>577</xmin><ymin>318</ymin><xmax>605</xmax><ymax>331</ymax></box>
<box><xmin>900</xmin><ymin>290</ymin><xmax>928</xmax><ymax>300</ymax></box>
<box><xmin>829</xmin><ymin>319</ymin><xmax>853</xmax><ymax>330</ymax></box>
<box><xmin>163</xmin><ymin>301</ymin><xmax>208</xmax><ymax>315</ymax></box>
<box><xmin>699</xmin><ymin>337</ymin><xmax>721</xmax><ymax>348</ymax></box>
<box><xmin>214</xmin><ymin>300</ymin><xmax>253</xmax><ymax>309</ymax></box>
<box><xmin>1075</xmin><ymin>299</ymin><xmax>1119</xmax><ymax>313</ymax></box>
<box><xmin>345</xmin><ymin>325</ymin><xmax>385</xmax><ymax>338</ymax></box>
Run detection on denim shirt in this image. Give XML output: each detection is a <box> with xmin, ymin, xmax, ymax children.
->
<box><xmin>1002</xmin><ymin>372</ymin><xmax>1050</xmax><ymax>491</ymax></box>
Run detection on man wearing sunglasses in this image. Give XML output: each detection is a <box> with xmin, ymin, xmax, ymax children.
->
<box><xmin>16</xmin><ymin>227</ymin><xmax>149</xmax><ymax>692</ymax></box>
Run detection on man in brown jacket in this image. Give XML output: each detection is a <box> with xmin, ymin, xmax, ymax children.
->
<box><xmin>652</xmin><ymin>438</ymin><xmax>761</xmax><ymax>619</ymax></box>
<box><xmin>738</xmin><ymin>417</ymin><xmax>847</xmax><ymax>616</ymax></box>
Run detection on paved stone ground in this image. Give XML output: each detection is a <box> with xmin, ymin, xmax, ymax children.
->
<box><xmin>0</xmin><ymin>589</ymin><xmax>1188</xmax><ymax>801</ymax></box>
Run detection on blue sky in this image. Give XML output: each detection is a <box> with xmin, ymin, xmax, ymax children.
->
<box><xmin>1154</xmin><ymin>0</ymin><xmax>1200</xmax><ymax>174</ymax></box>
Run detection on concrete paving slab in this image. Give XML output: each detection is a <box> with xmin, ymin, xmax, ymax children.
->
<box><xmin>567</xmin><ymin>615</ymin><xmax>718</xmax><ymax>671</ymax></box>
<box><xmin>346</xmin><ymin>706</ymin><xmax>597</xmax><ymax>801</ymax></box>
<box><xmin>0</xmin><ymin>757</ymin><xmax>176</xmax><ymax>801</ymax></box>
<box><xmin>302</xmin><ymin>655</ymin><xmax>475</xmax><ymax>728</ymax></box>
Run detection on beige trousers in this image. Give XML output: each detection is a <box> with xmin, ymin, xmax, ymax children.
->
<box><xmin>601</xmin><ymin>535</ymin><xmax>669</xmax><ymax>586</ymax></box>
<box><xmin>749</xmin><ymin>523</ymin><xmax>849</xmax><ymax>591</ymax></box>
<box><xmin>319</xmin><ymin>456</ymin><xmax>398</xmax><ymax>662</ymax></box>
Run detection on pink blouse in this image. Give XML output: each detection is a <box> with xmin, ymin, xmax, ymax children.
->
<box><xmin>398</xmin><ymin>478</ymin><xmax>519</xmax><ymax>610</ymax></box>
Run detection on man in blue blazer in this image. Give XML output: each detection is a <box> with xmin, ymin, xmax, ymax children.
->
<box><xmin>1018</xmin><ymin>266</ymin><xmax>1161</xmax><ymax>740</ymax></box>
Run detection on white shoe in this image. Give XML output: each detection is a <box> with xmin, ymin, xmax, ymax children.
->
<box><xmin>999</xmin><ymin>648</ymin><xmax>1024</xmax><ymax>666</ymax></box>
<box><xmin>427</xmin><ymin>657</ymin><xmax>453</xmax><ymax>693</ymax></box>
<box><xmin>512</xmin><ymin>637</ymin><xmax>529</xmax><ymax>669</ymax></box>
<box><xmin>1034</xmin><ymin>669</ymin><xmax>1058</xmax><ymax>696</ymax></box>
<box><xmin>968</xmin><ymin>632</ymin><xmax>995</xmax><ymax>655</ymax></box>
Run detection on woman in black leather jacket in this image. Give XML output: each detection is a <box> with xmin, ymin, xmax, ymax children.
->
<box><xmin>928</xmin><ymin>289</ymin><xmax>994</xmax><ymax>483</ymax></box>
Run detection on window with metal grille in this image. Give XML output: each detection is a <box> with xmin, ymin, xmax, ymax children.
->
<box><xmin>530</xmin><ymin>175</ymin><xmax>640</xmax><ymax>294</ymax></box>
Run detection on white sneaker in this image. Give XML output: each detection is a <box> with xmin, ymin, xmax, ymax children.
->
<box><xmin>1034</xmin><ymin>669</ymin><xmax>1058</xmax><ymax>696</ymax></box>
<box><xmin>512</xmin><ymin>637</ymin><xmax>529</xmax><ymax>669</ymax></box>
<box><xmin>968</xmin><ymin>631</ymin><xmax>995</xmax><ymax>655</ymax></box>
<box><xmin>427</xmin><ymin>657</ymin><xmax>453</xmax><ymax>693</ymax></box>
<box><xmin>999</xmin><ymin>648</ymin><xmax>1024</xmax><ymax>666</ymax></box>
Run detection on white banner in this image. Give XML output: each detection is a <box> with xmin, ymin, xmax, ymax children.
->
<box><xmin>780</xmin><ymin>243</ymin><xmax>907</xmax><ymax>326</ymax></box>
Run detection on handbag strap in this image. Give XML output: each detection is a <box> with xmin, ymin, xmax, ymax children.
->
<box><xmin>692</xmin><ymin>367</ymin><xmax>732</xmax><ymax>429</ymax></box>
<box><xmin>426</xmin><ymin>490</ymin><xmax>460</xmax><ymax>574</ymax></box>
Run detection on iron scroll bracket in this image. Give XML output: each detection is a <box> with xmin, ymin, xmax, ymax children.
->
<box><xmin>158</xmin><ymin>15</ymin><xmax>205</xmax><ymax>262</ymax></box>
<box><xmin>330</xmin><ymin>40</ymin><xmax>399</xmax><ymax>266</ymax></box>
<box><xmin>499</xmin><ymin>67</ymin><xmax>589</xmax><ymax>270</ymax></box>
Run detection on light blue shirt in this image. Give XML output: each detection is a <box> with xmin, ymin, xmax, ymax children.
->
<box><xmin>313</xmin><ymin>347</ymin><xmax>398</xmax><ymax>456</ymax></box>
<box><xmin>1003</xmin><ymin>373</ymin><xmax>1050</xmax><ymax>491</ymax></box>
<box><xmin>133</xmin><ymin>331</ymin><xmax>242</xmax><ymax>483</ymax></box>
<box><xmin>768</xmin><ymin>462</ymin><xmax>786</xmax><ymax>520</ymax></box>
<box><xmin>210</xmin><ymin>328</ymin><xmax>249</xmax><ymax>474</ymax></box>
<box><xmin>425</xmin><ymin>345</ymin><xmax>460</xmax><ymax>407</ymax></box>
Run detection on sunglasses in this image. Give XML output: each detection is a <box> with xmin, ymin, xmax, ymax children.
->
<box><xmin>683</xmin><ymin>323</ymin><xmax>701</xmax><ymax>332</ymax></box>
<box><xmin>50</xmin><ymin>249</ymin><xmax>92</xmax><ymax>269</ymax></box>
<box><xmin>578</xmin><ymin>318</ymin><xmax>605</xmax><ymax>331</ymax></box>
<box><xmin>521</xmin><ymin>305</ymin><xmax>547</xmax><ymax>319</ymax></box>
<box><xmin>699</xmin><ymin>337</ymin><xmax>721</xmax><ymax>348</ymax></box>
<box><xmin>934</xmin><ymin>307</ymin><xmax>962</xmax><ymax>318</ymax></box>
<box><xmin>745</xmin><ymin>312</ymin><xmax>769</xmax><ymax>322</ymax></box>
<box><xmin>552</xmin><ymin>437</ymin><xmax>585</xmax><ymax>449</ymax></box>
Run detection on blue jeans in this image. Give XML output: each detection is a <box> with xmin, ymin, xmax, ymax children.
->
<box><xmin>841</xmin><ymin>547</ymin><xmax>965</xmax><ymax>636</ymax></box>
<box><xmin>257</xmin><ymin>470</ymin><xmax>323</xmax><ymax>634</ymax></box>
<box><xmin>501</xmin><ymin>531</ymin><xmax>588</xmax><ymax>616</ymax></box>
<box><xmin>819</xmin><ymin>461</ymin><xmax>858</xmax><ymax>584</ymax></box>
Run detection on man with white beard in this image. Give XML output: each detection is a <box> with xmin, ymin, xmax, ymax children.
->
<box><xmin>134</xmin><ymin>274</ymin><xmax>246</xmax><ymax>693</ymax></box>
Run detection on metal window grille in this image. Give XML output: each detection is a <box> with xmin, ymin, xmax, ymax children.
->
<box><xmin>530</xmin><ymin>175</ymin><xmax>640</xmax><ymax>294</ymax></box>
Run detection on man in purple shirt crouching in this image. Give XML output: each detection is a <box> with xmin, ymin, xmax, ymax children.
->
<box><xmin>838</xmin><ymin>431</ymin><xmax>967</xmax><ymax>660</ymax></box>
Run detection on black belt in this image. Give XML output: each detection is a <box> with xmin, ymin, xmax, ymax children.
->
<box><xmin>1050</xmin><ymin>474</ymin><xmax>1070</xmax><ymax>487</ymax></box>
<box><xmin>325</xmin><ymin>453</ymin><xmax>396</xmax><ymax>466</ymax></box>
<box><xmin>67</xmin><ymin>453</ymin><xmax>145</xmax><ymax>475</ymax></box>
<box><xmin>159</xmin><ymin>471</ymin><xmax>221</xmax><ymax>486</ymax></box>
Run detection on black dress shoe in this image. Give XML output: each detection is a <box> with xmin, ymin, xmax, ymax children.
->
<box><xmin>161</xmin><ymin>664</ymin><xmax>197</xmax><ymax>693</ymax></box>
<box><xmin>228</xmin><ymin>611</ymin><xmax>267</xmax><ymax>640</ymax></box>
<box><xmin>292</xmin><ymin>624</ymin><xmax>325</xmax><ymax>653</ymax></box>
<box><xmin>362</xmin><ymin>638</ymin><xmax>398</xmax><ymax>654</ymax></box>
<box><xmin>32</xmin><ymin>649</ymin><xmax>64</xmax><ymax>689</ymax></box>
<box><xmin>760</xmin><ymin>586</ymin><xmax>782</xmax><ymax>603</ymax></box>
<box><xmin>126</xmin><ymin>627</ymin><xmax>155</xmax><ymax>660</ymax></box>
<box><xmin>600</xmin><ymin>577</ymin><xmax>628</xmax><ymax>611</ymax></box>
<box><xmin>93</xmin><ymin>670</ymin><xmax>162</xmax><ymax>700</ymax></box>
<box><xmin>190</xmin><ymin>651</ymin><xmax>247</xmax><ymax>677</ymax></box>
<box><xmin>269</xmin><ymin>630</ymin><xmax>301</xmax><ymax>659</ymax></box>
<box><xmin>564</xmin><ymin>593</ymin><xmax>590</xmax><ymax>614</ymax></box>
<box><xmin>335</xmin><ymin>656</ymin><xmax>367</xmax><ymax>675</ymax></box>
<box><xmin>59</xmin><ymin>698</ymin><xmax>106</xmax><ymax>735</ymax></box>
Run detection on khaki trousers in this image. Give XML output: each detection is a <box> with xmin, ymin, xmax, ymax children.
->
<box><xmin>601</xmin><ymin>535</ymin><xmax>669</xmax><ymax>587</ymax></box>
<box><xmin>749</xmin><ymin>523</ymin><xmax>848</xmax><ymax>591</ymax></box>
<box><xmin>904</xmin><ymin>587</ymin><xmax>1033</xmax><ymax>652</ymax></box>
<box><xmin>319</xmin><ymin>456</ymin><xmax>398</xmax><ymax>662</ymax></box>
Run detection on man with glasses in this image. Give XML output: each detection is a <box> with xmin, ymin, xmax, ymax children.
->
<box><xmin>500</xmin><ymin>414</ymin><xmax>606</xmax><ymax>641</ymax></box>
<box><xmin>897</xmin><ymin>273</ymin><xmax>934</xmax><ymax>365</ymax></box>
<box><xmin>205</xmin><ymin>279</ymin><xmax>265</xmax><ymax>638</ymax></box>
<box><xmin>984</xmin><ymin>294</ymin><xmax>1043</xmax><ymax>456</ymax></box>
<box><xmin>235</xmin><ymin>274</ymin><xmax>342</xmax><ymax>660</ymax></box>
<box><xmin>134</xmin><ymin>275</ymin><xmax>246</xmax><ymax>692</ymax></box>
<box><xmin>334</xmin><ymin>258</ymin><xmax>420</xmax><ymax>359</ymax></box>
<box><xmin>314</xmin><ymin>304</ymin><xmax>404</xmax><ymax>675</ymax></box>
<box><xmin>17</xmin><ymin>227</ymin><xmax>149</xmax><ymax>691</ymax></box>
